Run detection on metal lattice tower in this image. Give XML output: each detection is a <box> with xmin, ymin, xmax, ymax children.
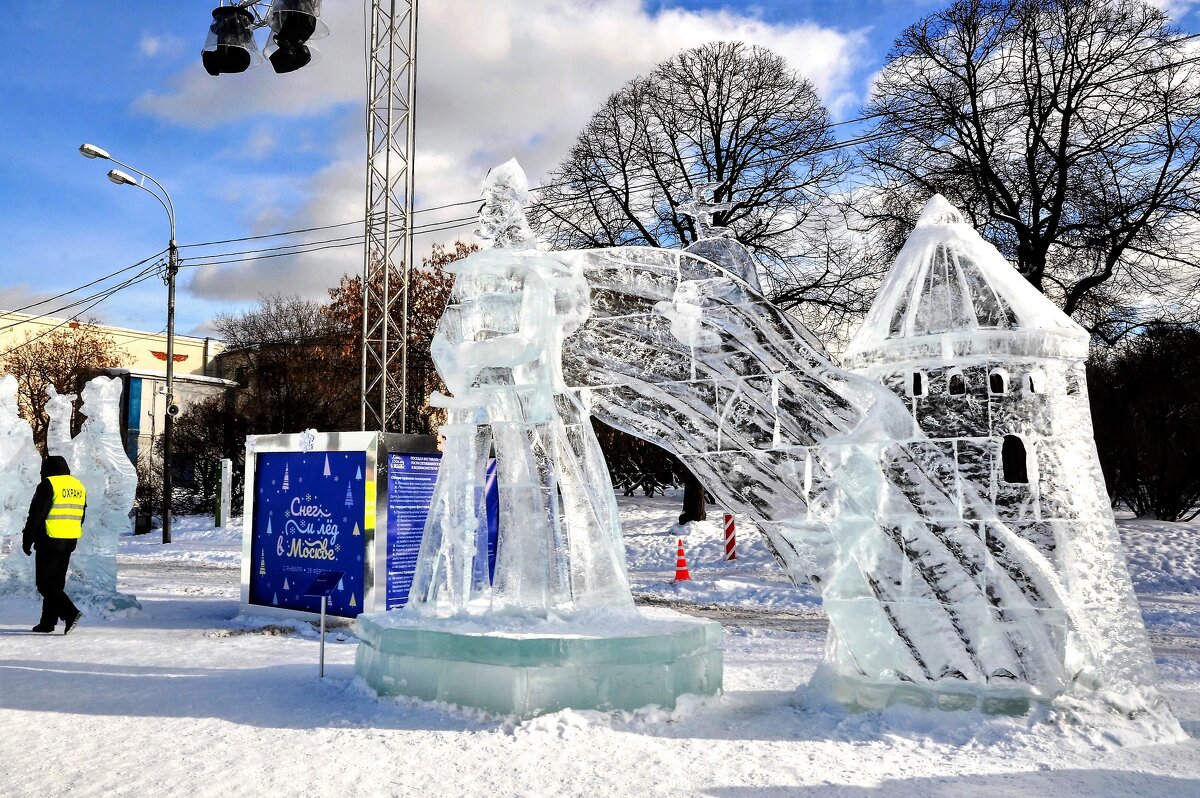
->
<box><xmin>361</xmin><ymin>0</ymin><xmax>418</xmax><ymax>432</ymax></box>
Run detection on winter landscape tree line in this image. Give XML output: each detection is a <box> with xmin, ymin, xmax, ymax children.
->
<box><xmin>3</xmin><ymin>0</ymin><xmax>1198</xmax><ymax>520</ymax></box>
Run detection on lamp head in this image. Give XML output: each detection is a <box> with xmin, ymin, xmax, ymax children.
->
<box><xmin>107</xmin><ymin>169</ymin><xmax>138</xmax><ymax>187</ymax></box>
<box><xmin>79</xmin><ymin>143</ymin><xmax>110</xmax><ymax>160</ymax></box>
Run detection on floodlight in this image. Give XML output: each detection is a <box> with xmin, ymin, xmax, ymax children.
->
<box><xmin>201</xmin><ymin>6</ymin><xmax>262</xmax><ymax>76</ymax></box>
<box><xmin>264</xmin><ymin>0</ymin><xmax>327</xmax><ymax>74</ymax></box>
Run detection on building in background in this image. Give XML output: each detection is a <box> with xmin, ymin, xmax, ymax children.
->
<box><xmin>0</xmin><ymin>311</ymin><xmax>236</xmax><ymax>466</ymax></box>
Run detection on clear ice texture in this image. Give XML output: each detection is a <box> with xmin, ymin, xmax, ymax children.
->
<box><xmin>407</xmin><ymin>161</ymin><xmax>633</xmax><ymax>619</ymax></box>
<box><xmin>46</xmin><ymin>377</ymin><xmax>138</xmax><ymax>600</ymax></box>
<box><xmin>554</xmin><ymin>194</ymin><xmax>1167</xmax><ymax>715</ymax></box>
<box><xmin>0</xmin><ymin>375</ymin><xmax>42</xmax><ymax>591</ymax></box>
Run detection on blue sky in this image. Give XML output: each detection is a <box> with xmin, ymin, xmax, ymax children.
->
<box><xmin>0</xmin><ymin>0</ymin><xmax>1195</xmax><ymax>338</ymax></box>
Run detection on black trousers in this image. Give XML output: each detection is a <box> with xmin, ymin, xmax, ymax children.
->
<box><xmin>35</xmin><ymin>549</ymin><xmax>79</xmax><ymax>626</ymax></box>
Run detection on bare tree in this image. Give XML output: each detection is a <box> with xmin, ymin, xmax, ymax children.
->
<box><xmin>861</xmin><ymin>0</ymin><xmax>1200</xmax><ymax>341</ymax></box>
<box><xmin>325</xmin><ymin>241</ymin><xmax>468</xmax><ymax>435</ymax></box>
<box><xmin>530</xmin><ymin>41</ymin><xmax>878</xmax><ymax>336</ymax></box>
<box><xmin>1</xmin><ymin>321</ymin><xmax>123</xmax><ymax>450</ymax></box>
<box><xmin>1088</xmin><ymin>326</ymin><xmax>1200</xmax><ymax>521</ymax></box>
<box><xmin>212</xmin><ymin>294</ymin><xmax>358</xmax><ymax>434</ymax></box>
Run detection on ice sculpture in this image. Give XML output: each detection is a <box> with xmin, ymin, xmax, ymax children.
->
<box><xmin>555</xmin><ymin>194</ymin><xmax>1169</xmax><ymax>719</ymax></box>
<box><xmin>0</xmin><ymin>375</ymin><xmax>41</xmax><ymax>591</ymax></box>
<box><xmin>475</xmin><ymin>157</ymin><xmax>536</xmax><ymax>250</ymax></box>
<box><xmin>678</xmin><ymin>182</ymin><xmax>762</xmax><ymax>293</ymax></box>
<box><xmin>409</xmin><ymin>250</ymin><xmax>632</xmax><ymax>615</ymax></box>
<box><xmin>46</xmin><ymin>377</ymin><xmax>139</xmax><ymax>607</ymax></box>
<box><xmin>356</xmin><ymin>161</ymin><xmax>722</xmax><ymax>717</ymax></box>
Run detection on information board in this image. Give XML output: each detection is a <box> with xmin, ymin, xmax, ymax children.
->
<box><xmin>248</xmin><ymin>451</ymin><xmax>367</xmax><ymax>618</ymax></box>
<box><xmin>384</xmin><ymin>452</ymin><xmax>441</xmax><ymax>609</ymax></box>
<box><xmin>385</xmin><ymin>453</ymin><xmax>500</xmax><ymax>609</ymax></box>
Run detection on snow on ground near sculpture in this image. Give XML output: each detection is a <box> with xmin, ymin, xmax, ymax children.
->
<box><xmin>1</xmin><ymin>496</ymin><xmax>1198</xmax><ymax>797</ymax></box>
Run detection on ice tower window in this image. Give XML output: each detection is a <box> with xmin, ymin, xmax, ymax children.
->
<box><xmin>948</xmin><ymin>371</ymin><xmax>966</xmax><ymax>396</ymax></box>
<box><xmin>1001</xmin><ymin>435</ymin><xmax>1029</xmax><ymax>484</ymax></box>
<box><xmin>989</xmin><ymin>370</ymin><xmax>1007</xmax><ymax>395</ymax></box>
<box><xmin>1024</xmin><ymin>370</ymin><xmax>1044</xmax><ymax>394</ymax></box>
<box><xmin>910</xmin><ymin>371</ymin><xmax>926</xmax><ymax>397</ymax></box>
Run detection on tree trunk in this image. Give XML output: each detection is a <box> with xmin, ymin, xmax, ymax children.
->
<box><xmin>678</xmin><ymin>469</ymin><xmax>707</xmax><ymax>524</ymax></box>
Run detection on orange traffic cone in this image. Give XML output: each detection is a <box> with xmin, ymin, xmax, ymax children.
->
<box><xmin>673</xmin><ymin>538</ymin><xmax>691</xmax><ymax>581</ymax></box>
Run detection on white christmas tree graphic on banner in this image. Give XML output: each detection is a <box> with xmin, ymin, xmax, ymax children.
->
<box><xmin>356</xmin><ymin>466</ymin><xmax>362</xmax><ymax>480</ymax></box>
<box><xmin>266</xmin><ymin>517</ymin><xmax>273</xmax><ymax>535</ymax></box>
<box><xmin>272</xmin><ymin>592</ymin><xmax>279</xmax><ymax>605</ymax></box>
<box><xmin>345</xmin><ymin>483</ymin><xmax>353</xmax><ymax>507</ymax></box>
<box><xmin>352</xmin><ymin>522</ymin><xmax>361</xmax><ymax>537</ymax></box>
<box><xmin>259</xmin><ymin>555</ymin><xmax>266</xmax><ymax>576</ymax></box>
<box><xmin>282</xmin><ymin>465</ymin><xmax>290</xmax><ymax>491</ymax></box>
<box><xmin>282</xmin><ymin>577</ymin><xmax>290</xmax><ymax>591</ymax></box>
<box><xmin>349</xmin><ymin>594</ymin><xmax>357</xmax><ymax>608</ymax></box>
<box><xmin>324</xmin><ymin>455</ymin><xmax>331</xmax><ymax>477</ymax></box>
<box><xmin>337</xmin><ymin>578</ymin><xmax>344</xmax><ymax>591</ymax></box>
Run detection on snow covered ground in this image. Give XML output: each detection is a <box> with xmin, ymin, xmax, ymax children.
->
<box><xmin>2</xmin><ymin>494</ymin><xmax>1199</xmax><ymax>797</ymax></box>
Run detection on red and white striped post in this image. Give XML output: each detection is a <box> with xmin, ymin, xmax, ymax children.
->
<box><xmin>723</xmin><ymin>513</ymin><xmax>737</xmax><ymax>560</ymax></box>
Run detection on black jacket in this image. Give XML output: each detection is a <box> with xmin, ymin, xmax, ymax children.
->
<box><xmin>22</xmin><ymin>456</ymin><xmax>86</xmax><ymax>555</ymax></box>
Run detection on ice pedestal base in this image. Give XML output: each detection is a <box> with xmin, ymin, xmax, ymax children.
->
<box><xmin>355</xmin><ymin>607</ymin><xmax>723</xmax><ymax>718</ymax></box>
<box><xmin>812</xmin><ymin>666</ymin><xmax>1039</xmax><ymax>715</ymax></box>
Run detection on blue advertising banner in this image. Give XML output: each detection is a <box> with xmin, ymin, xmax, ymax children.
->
<box><xmin>385</xmin><ymin>454</ymin><xmax>501</xmax><ymax>609</ymax></box>
<box><xmin>249</xmin><ymin>451</ymin><xmax>367</xmax><ymax>618</ymax></box>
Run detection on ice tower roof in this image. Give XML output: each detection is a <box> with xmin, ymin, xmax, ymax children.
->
<box><xmin>843</xmin><ymin>195</ymin><xmax>1088</xmax><ymax>367</ymax></box>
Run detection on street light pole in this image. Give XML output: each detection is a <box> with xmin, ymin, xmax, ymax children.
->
<box><xmin>79</xmin><ymin>143</ymin><xmax>178</xmax><ymax>544</ymax></box>
<box><xmin>163</xmin><ymin>236</ymin><xmax>178</xmax><ymax>546</ymax></box>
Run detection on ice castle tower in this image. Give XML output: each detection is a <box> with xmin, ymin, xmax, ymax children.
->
<box><xmin>842</xmin><ymin>195</ymin><xmax>1159</xmax><ymax>696</ymax></box>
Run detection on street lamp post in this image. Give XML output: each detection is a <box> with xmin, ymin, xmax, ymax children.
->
<box><xmin>79</xmin><ymin>143</ymin><xmax>178</xmax><ymax>545</ymax></box>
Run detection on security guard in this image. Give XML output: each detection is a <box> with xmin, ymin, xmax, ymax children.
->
<box><xmin>22</xmin><ymin>455</ymin><xmax>86</xmax><ymax>634</ymax></box>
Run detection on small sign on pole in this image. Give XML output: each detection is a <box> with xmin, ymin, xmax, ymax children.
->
<box><xmin>304</xmin><ymin>570</ymin><xmax>344</xmax><ymax>678</ymax></box>
<box><xmin>215</xmin><ymin>458</ymin><xmax>233</xmax><ymax>527</ymax></box>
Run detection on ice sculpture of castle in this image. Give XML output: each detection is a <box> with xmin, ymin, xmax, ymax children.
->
<box><xmin>843</xmin><ymin>196</ymin><xmax>1095</xmax><ymax>557</ymax></box>
<box><xmin>839</xmin><ymin>195</ymin><xmax>1154</xmax><ymax>704</ymax></box>
<box><xmin>557</xmin><ymin>191</ymin><xmax>1163</xmax><ymax>718</ymax></box>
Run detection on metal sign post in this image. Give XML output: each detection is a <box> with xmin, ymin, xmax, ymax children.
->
<box><xmin>304</xmin><ymin>571</ymin><xmax>344</xmax><ymax>678</ymax></box>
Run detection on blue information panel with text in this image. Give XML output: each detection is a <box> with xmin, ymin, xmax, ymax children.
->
<box><xmin>248</xmin><ymin>451</ymin><xmax>367</xmax><ymax>618</ymax></box>
<box><xmin>385</xmin><ymin>452</ymin><xmax>442</xmax><ymax>609</ymax></box>
<box><xmin>385</xmin><ymin>453</ymin><xmax>500</xmax><ymax>609</ymax></box>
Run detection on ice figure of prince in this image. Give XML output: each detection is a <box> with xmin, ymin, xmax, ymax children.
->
<box><xmin>407</xmin><ymin>160</ymin><xmax>633</xmax><ymax>619</ymax></box>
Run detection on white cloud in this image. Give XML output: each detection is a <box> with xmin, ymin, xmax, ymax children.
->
<box><xmin>1150</xmin><ymin>0</ymin><xmax>1200</xmax><ymax>21</ymax></box>
<box><xmin>139</xmin><ymin>34</ymin><xmax>184</xmax><ymax>59</ymax></box>
<box><xmin>0</xmin><ymin>285</ymin><xmax>56</xmax><ymax>315</ymax></box>
<box><xmin>140</xmin><ymin>0</ymin><xmax>870</xmax><ymax>304</ymax></box>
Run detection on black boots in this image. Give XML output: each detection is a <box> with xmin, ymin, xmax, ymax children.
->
<box><xmin>64</xmin><ymin>610</ymin><xmax>83</xmax><ymax>635</ymax></box>
<box><xmin>31</xmin><ymin>622</ymin><xmax>55</xmax><ymax>633</ymax></box>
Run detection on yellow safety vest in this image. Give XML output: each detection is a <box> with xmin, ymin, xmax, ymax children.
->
<box><xmin>45</xmin><ymin>475</ymin><xmax>86</xmax><ymax>539</ymax></box>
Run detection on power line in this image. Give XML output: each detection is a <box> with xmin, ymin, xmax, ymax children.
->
<box><xmin>178</xmin><ymin>218</ymin><xmax>373</xmax><ymax>249</ymax></box>
<box><xmin>184</xmin><ymin>233</ymin><xmax>365</xmax><ymax>263</ymax></box>
<box><xmin>0</xmin><ymin>268</ymin><xmax>163</xmax><ymax>359</ymax></box>
<box><xmin>182</xmin><ymin>214</ymin><xmax>481</xmax><ymax>267</ymax></box>
<box><xmin>0</xmin><ymin>248</ymin><xmax>168</xmax><ymax>318</ymax></box>
<box><xmin>181</xmin><ymin>240</ymin><xmax>362</xmax><ymax>269</ymax></box>
<box><xmin>0</xmin><ymin>261</ymin><xmax>165</xmax><ymax>334</ymax></box>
